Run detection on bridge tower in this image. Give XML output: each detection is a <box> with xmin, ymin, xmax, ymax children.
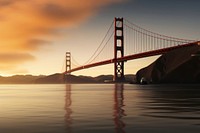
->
<box><xmin>66</xmin><ymin>52</ymin><xmax>71</xmax><ymax>75</ymax></box>
<box><xmin>114</xmin><ymin>17</ymin><xmax>125</xmax><ymax>82</ymax></box>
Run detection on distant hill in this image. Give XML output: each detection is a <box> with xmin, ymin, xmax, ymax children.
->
<box><xmin>136</xmin><ymin>44</ymin><xmax>200</xmax><ymax>84</ymax></box>
<box><xmin>93</xmin><ymin>75</ymin><xmax>113</xmax><ymax>82</ymax></box>
<box><xmin>0</xmin><ymin>75</ymin><xmax>44</xmax><ymax>84</ymax></box>
<box><xmin>35</xmin><ymin>74</ymin><xmax>96</xmax><ymax>84</ymax></box>
<box><xmin>0</xmin><ymin>74</ymin><xmax>135</xmax><ymax>84</ymax></box>
<box><xmin>34</xmin><ymin>73</ymin><xmax>65</xmax><ymax>84</ymax></box>
<box><xmin>36</xmin><ymin>74</ymin><xmax>135</xmax><ymax>83</ymax></box>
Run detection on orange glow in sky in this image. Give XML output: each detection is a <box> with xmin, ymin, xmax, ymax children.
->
<box><xmin>0</xmin><ymin>0</ymin><xmax>123</xmax><ymax>76</ymax></box>
<box><xmin>0</xmin><ymin>0</ymin><xmax>199</xmax><ymax>76</ymax></box>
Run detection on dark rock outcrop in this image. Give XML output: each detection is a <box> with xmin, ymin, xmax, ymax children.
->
<box><xmin>136</xmin><ymin>44</ymin><xmax>200</xmax><ymax>84</ymax></box>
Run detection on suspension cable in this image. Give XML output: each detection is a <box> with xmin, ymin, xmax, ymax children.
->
<box><xmin>124</xmin><ymin>19</ymin><xmax>196</xmax><ymax>42</ymax></box>
<box><xmin>84</xmin><ymin>20</ymin><xmax>114</xmax><ymax>65</ymax></box>
<box><xmin>71</xmin><ymin>56</ymin><xmax>81</xmax><ymax>67</ymax></box>
<box><xmin>88</xmin><ymin>31</ymin><xmax>114</xmax><ymax>64</ymax></box>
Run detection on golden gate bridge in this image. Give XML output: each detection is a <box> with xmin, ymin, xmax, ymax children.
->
<box><xmin>64</xmin><ymin>17</ymin><xmax>199</xmax><ymax>82</ymax></box>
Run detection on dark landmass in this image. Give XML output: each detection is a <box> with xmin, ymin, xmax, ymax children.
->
<box><xmin>0</xmin><ymin>75</ymin><xmax>44</xmax><ymax>84</ymax></box>
<box><xmin>35</xmin><ymin>74</ymin><xmax>135</xmax><ymax>84</ymax></box>
<box><xmin>35</xmin><ymin>74</ymin><xmax>95</xmax><ymax>84</ymax></box>
<box><xmin>0</xmin><ymin>74</ymin><xmax>135</xmax><ymax>84</ymax></box>
<box><xmin>136</xmin><ymin>44</ymin><xmax>200</xmax><ymax>84</ymax></box>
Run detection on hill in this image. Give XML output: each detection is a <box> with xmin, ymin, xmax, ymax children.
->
<box><xmin>0</xmin><ymin>74</ymin><xmax>135</xmax><ymax>84</ymax></box>
<box><xmin>136</xmin><ymin>43</ymin><xmax>200</xmax><ymax>84</ymax></box>
<box><xmin>0</xmin><ymin>75</ymin><xmax>44</xmax><ymax>84</ymax></box>
<box><xmin>35</xmin><ymin>74</ymin><xmax>135</xmax><ymax>83</ymax></box>
<box><xmin>35</xmin><ymin>74</ymin><xmax>96</xmax><ymax>84</ymax></box>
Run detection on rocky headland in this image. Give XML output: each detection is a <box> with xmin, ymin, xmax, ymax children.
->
<box><xmin>136</xmin><ymin>43</ymin><xmax>200</xmax><ymax>84</ymax></box>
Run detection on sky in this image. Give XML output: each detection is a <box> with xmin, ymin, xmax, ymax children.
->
<box><xmin>0</xmin><ymin>0</ymin><xmax>200</xmax><ymax>76</ymax></box>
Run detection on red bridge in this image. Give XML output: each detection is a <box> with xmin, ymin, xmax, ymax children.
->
<box><xmin>64</xmin><ymin>18</ymin><xmax>199</xmax><ymax>82</ymax></box>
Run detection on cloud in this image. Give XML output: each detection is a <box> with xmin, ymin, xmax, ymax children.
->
<box><xmin>0</xmin><ymin>0</ymin><xmax>123</xmax><ymax>74</ymax></box>
<box><xmin>0</xmin><ymin>53</ymin><xmax>35</xmax><ymax>74</ymax></box>
<box><xmin>0</xmin><ymin>0</ymin><xmax>14</xmax><ymax>7</ymax></box>
<box><xmin>0</xmin><ymin>53</ymin><xmax>35</xmax><ymax>64</ymax></box>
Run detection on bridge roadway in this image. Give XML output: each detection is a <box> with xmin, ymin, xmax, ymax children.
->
<box><xmin>65</xmin><ymin>42</ymin><xmax>199</xmax><ymax>74</ymax></box>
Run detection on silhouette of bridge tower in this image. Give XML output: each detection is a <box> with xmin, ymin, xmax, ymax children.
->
<box><xmin>114</xmin><ymin>17</ymin><xmax>125</xmax><ymax>82</ymax></box>
<box><xmin>66</xmin><ymin>52</ymin><xmax>71</xmax><ymax>75</ymax></box>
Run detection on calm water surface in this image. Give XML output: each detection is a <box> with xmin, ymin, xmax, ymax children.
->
<box><xmin>0</xmin><ymin>84</ymin><xmax>200</xmax><ymax>133</ymax></box>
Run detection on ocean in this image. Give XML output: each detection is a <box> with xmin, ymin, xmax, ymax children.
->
<box><xmin>0</xmin><ymin>84</ymin><xmax>200</xmax><ymax>133</ymax></box>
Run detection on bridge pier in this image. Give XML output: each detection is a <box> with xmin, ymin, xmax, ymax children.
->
<box><xmin>114</xmin><ymin>17</ymin><xmax>125</xmax><ymax>82</ymax></box>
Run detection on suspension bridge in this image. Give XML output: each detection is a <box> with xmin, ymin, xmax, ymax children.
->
<box><xmin>64</xmin><ymin>17</ymin><xmax>199</xmax><ymax>82</ymax></box>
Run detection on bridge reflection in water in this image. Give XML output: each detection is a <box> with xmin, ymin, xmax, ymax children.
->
<box><xmin>113</xmin><ymin>84</ymin><xmax>126</xmax><ymax>133</ymax></box>
<box><xmin>65</xmin><ymin>84</ymin><xmax>72</xmax><ymax>133</ymax></box>
<box><xmin>64</xmin><ymin>84</ymin><xmax>127</xmax><ymax>133</ymax></box>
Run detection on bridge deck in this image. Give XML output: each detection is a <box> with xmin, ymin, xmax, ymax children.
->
<box><xmin>64</xmin><ymin>42</ymin><xmax>198</xmax><ymax>74</ymax></box>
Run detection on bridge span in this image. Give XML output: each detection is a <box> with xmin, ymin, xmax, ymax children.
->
<box><xmin>64</xmin><ymin>17</ymin><xmax>199</xmax><ymax>82</ymax></box>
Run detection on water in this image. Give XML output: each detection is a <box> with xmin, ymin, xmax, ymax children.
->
<box><xmin>0</xmin><ymin>84</ymin><xmax>200</xmax><ymax>133</ymax></box>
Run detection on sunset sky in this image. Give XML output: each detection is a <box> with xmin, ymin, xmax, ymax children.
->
<box><xmin>0</xmin><ymin>0</ymin><xmax>200</xmax><ymax>76</ymax></box>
